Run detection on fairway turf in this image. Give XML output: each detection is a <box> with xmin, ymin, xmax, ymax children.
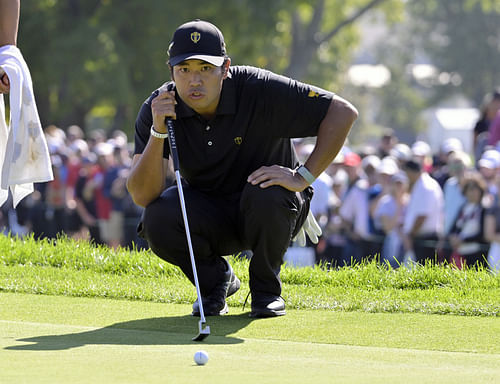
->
<box><xmin>1</xmin><ymin>293</ymin><xmax>499</xmax><ymax>384</ymax></box>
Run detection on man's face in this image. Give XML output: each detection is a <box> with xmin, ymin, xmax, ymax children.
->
<box><xmin>172</xmin><ymin>59</ymin><xmax>229</xmax><ymax>119</ymax></box>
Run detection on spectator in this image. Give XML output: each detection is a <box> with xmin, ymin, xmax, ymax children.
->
<box><xmin>411</xmin><ymin>140</ymin><xmax>433</xmax><ymax>173</ymax></box>
<box><xmin>88</xmin><ymin>142</ymin><xmax>114</xmax><ymax>247</ymax></box>
<box><xmin>443</xmin><ymin>151</ymin><xmax>470</xmax><ymax>236</ymax></box>
<box><xmin>362</xmin><ymin>155</ymin><xmax>384</xmax><ymax>259</ymax></box>
<box><xmin>484</xmin><ymin>174</ymin><xmax>500</xmax><ymax>272</ymax></box>
<box><xmin>432</xmin><ymin>137</ymin><xmax>464</xmax><ymax>188</ymax></box>
<box><xmin>448</xmin><ymin>172</ymin><xmax>490</xmax><ymax>269</ymax></box>
<box><xmin>487</xmin><ymin>105</ymin><xmax>500</xmax><ymax>147</ymax></box>
<box><xmin>377</xmin><ymin>156</ymin><xmax>399</xmax><ymax>195</ymax></box>
<box><xmin>477</xmin><ymin>150</ymin><xmax>500</xmax><ymax>202</ymax></box>
<box><xmin>316</xmin><ymin>167</ymin><xmax>348</xmax><ymax>268</ymax></box>
<box><xmin>377</xmin><ymin>128</ymin><xmax>397</xmax><ymax>158</ymax></box>
<box><xmin>44</xmin><ymin>155</ymin><xmax>67</xmax><ymax>237</ymax></box>
<box><xmin>374</xmin><ymin>171</ymin><xmax>409</xmax><ymax>268</ymax></box>
<box><xmin>474</xmin><ymin>89</ymin><xmax>500</xmax><ymax>159</ymax></box>
<box><xmin>390</xmin><ymin>143</ymin><xmax>412</xmax><ymax>168</ymax></box>
<box><xmin>339</xmin><ymin>152</ymin><xmax>371</xmax><ymax>265</ymax></box>
<box><xmin>402</xmin><ymin>159</ymin><xmax>444</xmax><ymax>265</ymax></box>
<box><xmin>74</xmin><ymin>153</ymin><xmax>102</xmax><ymax>244</ymax></box>
<box><xmin>103</xmin><ymin>140</ymin><xmax>131</xmax><ymax>249</ymax></box>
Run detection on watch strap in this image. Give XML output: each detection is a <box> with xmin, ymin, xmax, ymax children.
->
<box><xmin>296</xmin><ymin>165</ymin><xmax>316</xmax><ymax>185</ymax></box>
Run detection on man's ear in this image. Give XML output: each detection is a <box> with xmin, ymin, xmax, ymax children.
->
<box><xmin>169</xmin><ymin>64</ymin><xmax>175</xmax><ymax>81</ymax></box>
<box><xmin>222</xmin><ymin>58</ymin><xmax>231</xmax><ymax>79</ymax></box>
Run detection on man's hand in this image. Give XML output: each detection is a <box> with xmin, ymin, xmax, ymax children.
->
<box><xmin>151</xmin><ymin>90</ymin><xmax>176</xmax><ymax>133</ymax></box>
<box><xmin>0</xmin><ymin>68</ymin><xmax>10</xmax><ymax>94</ymax></box>
<box><xmin>247</xmin><ymin>165</ymin><xmax>309</xmax><ymax>192</ymax></box>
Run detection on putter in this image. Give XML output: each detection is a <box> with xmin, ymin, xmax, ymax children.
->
<box><xmin>166</xmin><ymin>118</ymin><xmax>210</xmax><ymax>342</ymax></box>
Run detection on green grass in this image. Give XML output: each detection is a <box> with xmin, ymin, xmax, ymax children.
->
<box><xmin>1</xmin><ymin>293</ymin><xmax>499</xmax><ymax>384</ymax></box>
<box><xmin>1</xmin><ymin>234</ymin><xmax>500</xmax><ymax>383</ymax></box>
<box><xmin>0</xmin><ymin>234</ymin><xmax>499</xmax><ymax>317</ymax></box>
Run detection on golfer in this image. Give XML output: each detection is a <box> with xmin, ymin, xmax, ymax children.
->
<box><xmin>127</xmin><ymin>19</ymin><xmax>357</xmax><ymax>317</ymax></box>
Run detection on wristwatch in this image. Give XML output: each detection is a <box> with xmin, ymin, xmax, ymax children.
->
<box><xmin>150</xmin><ymin>125</ymin><xmax>168</xmax><ymax>139</ymax></box>
<box><xmin>296</xmin><ymin>165</ymin><xmax>316</xmax><ymax>185</ymax></box>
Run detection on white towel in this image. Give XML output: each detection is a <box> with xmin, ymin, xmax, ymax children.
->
<box><xmin>0</xmin><ymin>45</ymin><xmax>53</xmax><ymax>208</ymax></box>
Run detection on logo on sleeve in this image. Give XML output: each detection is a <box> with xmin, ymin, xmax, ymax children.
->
<box><xmin>308</xmin><ymin>89</ymin><xmax>319</xmax><ymax>98</ymax></box>
<box><xmin>234</xmin><ymin>137</ymin><xmax>242</xmax><ymax>145</ymax></box>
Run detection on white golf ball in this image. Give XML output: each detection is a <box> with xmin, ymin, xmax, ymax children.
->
<box><xmin>194</xmin><ymin>350</ymin><xmax>209</xmax><ymax>365</ymax></box>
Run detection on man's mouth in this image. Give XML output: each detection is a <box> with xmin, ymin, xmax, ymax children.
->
<box><xmin>189</xmin><ymin>90</ymin><xmax>204</xmax><ymax>99</ymax></box>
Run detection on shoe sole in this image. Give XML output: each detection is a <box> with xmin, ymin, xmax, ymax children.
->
<box><xmin>249</xmin><ymin>309</ymin><xmax>286</xmax><ymax>318</ymax></box>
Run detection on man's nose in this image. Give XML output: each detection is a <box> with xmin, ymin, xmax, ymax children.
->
<box><xmin>189</xmin><ymin>71</ymin><xmax>202</xmax><ymax>85</ymax></box>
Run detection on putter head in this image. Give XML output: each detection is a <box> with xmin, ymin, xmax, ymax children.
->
<box><xmin>192</xmin><ymin>320</ymin><xmax>210</xmax><ymax>342</ymax></box>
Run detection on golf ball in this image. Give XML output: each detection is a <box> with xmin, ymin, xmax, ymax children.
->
<box><xmin>194</xmin><ymin>350</ymin><xmax>209</xmax><ymax>365</ymax></box>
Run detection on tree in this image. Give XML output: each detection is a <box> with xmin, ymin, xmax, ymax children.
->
<box><xmin>17</xmin><ymin>0</ymin><xmax>398</xmax><ymax>136</ymax></box>
<box><xmin>406</xmin><ymin>0</ymin><xmax>500</xmax><ymax>105</ymax></box>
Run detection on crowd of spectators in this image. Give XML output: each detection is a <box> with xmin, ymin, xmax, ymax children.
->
<box><xmin>2</xmin><ymin>89</ymin><xmax>500</xmax><ymax>272</ymax></box>
<box><xmin>298</xmin><ymin>93</ymin><xmax>500</xmax><ymax>271</ymax></box>
<box><xmin>0</xmin><ymin>124</ymin><xmax>149</xmax><ymax>250</ymax></box>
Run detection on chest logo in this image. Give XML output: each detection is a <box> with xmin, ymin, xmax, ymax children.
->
<box><xmin>190</xmin><ymin>32</ymin><xmax>201</xmax><ymax>43</ymax></box>
<box><xmin>234</xmin><ymin>137</ymin><xmax>243</xmax><ymax>145</ymax></box>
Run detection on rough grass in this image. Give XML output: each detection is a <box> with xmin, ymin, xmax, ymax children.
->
<box><xmin>0</xmin><ymin>234</ymin><xmax>499</xmax><ymax>316</ymax></box>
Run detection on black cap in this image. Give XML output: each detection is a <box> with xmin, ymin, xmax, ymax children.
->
<box><xmin>168</xmin><ymin>20</ymin><xmax>226</xmax><ymax>67</ymax></box>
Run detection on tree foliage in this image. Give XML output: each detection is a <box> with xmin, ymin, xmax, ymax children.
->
<box><xmin>406</xmin><ymin>0</ymin><xmax>500</xmax><ymax>104</ymax></box>
<box><xmin>16</xmin><ymin>0</ymin><xmax>398</xmax><ymax>136</ymax></box>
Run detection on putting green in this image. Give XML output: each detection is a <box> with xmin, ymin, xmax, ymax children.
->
<box><xmin>1</xmin><ymin>293</ymin><xmax>499</xmax><ymax>383</ymax></box>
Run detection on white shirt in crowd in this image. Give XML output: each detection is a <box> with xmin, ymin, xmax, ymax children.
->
<box><xmin>310</xmin><ymin>172</ymin><xmax>333</xmax><ymax>218</ymax></box>
<box><xmin>443</xmin><ymin>176</ymin><xmax>466</xmax><ymax>235</ymax></box>
<box><xmin>340</xmin><ymin>178</ymin><xmax>370</xmax><ymax>239</ymax></box>
<box><xmin>403</xmin><ymin>172</ymin><xmax>444</xmax><ymax>236</ymax></box>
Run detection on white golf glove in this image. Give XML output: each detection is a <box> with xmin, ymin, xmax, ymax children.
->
<box><xmin>292</xmin><ymin>209</ymin><xmax>322</xmax><ymax>247</ymax></box>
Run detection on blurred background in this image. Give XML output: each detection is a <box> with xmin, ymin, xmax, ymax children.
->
<box><xmin>3</xmin><ymin>0</ymin><xmax>500</xmax><ymax>257</ymax></box>
<box><xmin>15</xmin><ymin>0</ymin><xmax>500</xmax><ymax>150</ymax></box>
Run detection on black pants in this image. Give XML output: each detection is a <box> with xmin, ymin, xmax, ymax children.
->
<box><xmin>139</xmin><ymin>183</ymin><xmax>312</xmax><ymax>297</ymax></box>
<box><xmin>413</xmin><ymin>234</ymin><xmax>439</xmax><ymax>265</ymax></box>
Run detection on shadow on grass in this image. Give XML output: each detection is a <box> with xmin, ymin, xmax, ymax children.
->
<box><xmin>5</xmin><ymin>312</ymin><xmax>258</xmax><ymax>350</ymax></box>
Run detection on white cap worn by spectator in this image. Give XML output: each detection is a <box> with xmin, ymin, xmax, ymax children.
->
<box><xmin>390</xmin><ymin>143</ymin><xmax>412</xmax><ymax>162</ymax></box>
<box><xmin>441</xmin><ymin>138</ymin><xmax>463</xmax><ymax>155</ymax></box>
<box><xmin>481</xmin><ymin>149</ymin><xmax>500</xmax><ymax>168</ymax></box>
<box><xmin>378</xmin><ymin>156</ymin><xmax>399</xmax><ymax>176</ymax></box>
<box><xmin>411</xmin><ymin>140</ymin><xmax>431</xmax><ymax>157</ymax></box>
<box><xmin>94</xmin><ymin>142</ymin><xmax>114</xmax><ymax>157</ymax></box>
<box><xmin>361</xmin><ymin>154</ymin><xmax>381</xmax><ymax>171</ymax></box>
<box><xmin>478</xmin><ymin>157</ymin><xmax>496</xmax><ymax>170</ymax></box>
<box><xmin>70</xmin><ymin>138</ymin><xmax>89</xmax><ymax>156</ymax></box>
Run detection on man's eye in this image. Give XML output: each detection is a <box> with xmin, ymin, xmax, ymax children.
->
<box><xmin>179</xmin><ymin>67</ymin><xmax>189</xmax><ymax>73</ymax></box>
<box><xmin>201</xmin><ymin>66</ymin><xmax>212</xmax><ymax>71</ymax></box>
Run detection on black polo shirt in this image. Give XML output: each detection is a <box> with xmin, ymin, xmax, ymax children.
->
<box><xmin>134</xmin><ymin>65</ymin><xmax>334</xmax><ymax>195</ymax></box>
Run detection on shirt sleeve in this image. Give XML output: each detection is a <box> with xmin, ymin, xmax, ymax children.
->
<box><xmin>259</xmin><ymin>69</ymin><xmax>334</xmax><ymax>138</ymax></box>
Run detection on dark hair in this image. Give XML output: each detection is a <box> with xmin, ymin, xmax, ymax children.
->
<box><xmin>403</xmin><ymin>159</ymin><xmax>422</xmax><ymax>172</ymax></box>
<box><xmin>493</xmin><ymin>87</ymin><xmax>500</xmax><ymax>100</ymax></box>
<box><xmin>461</xmin><ymin>171</ymin><xmax>487</xmax><ymax>197</ymax></box>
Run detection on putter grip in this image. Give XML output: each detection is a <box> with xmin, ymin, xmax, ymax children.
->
<box><xmin>165</xmin><ymin>118</ymin><xmax>180</xmax><ymax>171</ymax></box>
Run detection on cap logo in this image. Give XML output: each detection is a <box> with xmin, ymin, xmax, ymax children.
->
<box><xmin>190</xmin><ymin>31</ymin><xmax>201</xmax><ymax>43</ymax></box>
<box><xmin>234</xmin><ymin>137</ymin><xmax>242</xmax><ymax>145</ymax></box>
